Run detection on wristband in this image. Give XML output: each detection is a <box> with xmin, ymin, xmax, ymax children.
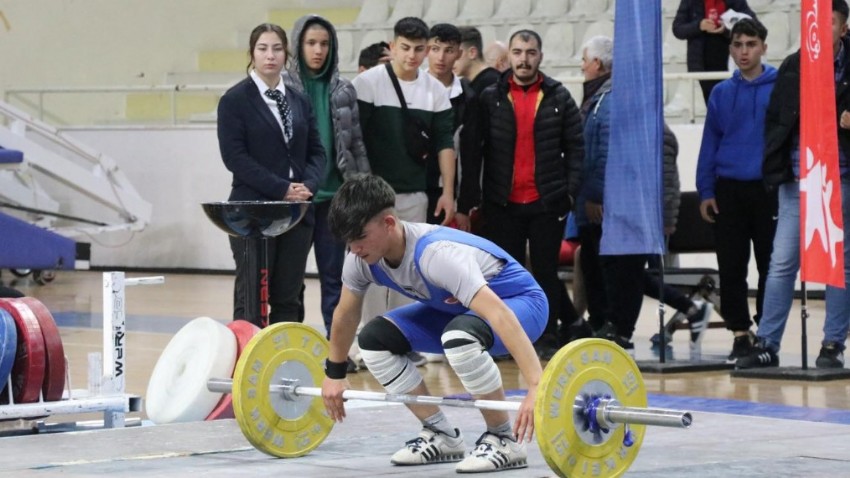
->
<box><xmin>325</xmin><ymin>359</ymin><xmax>349</xmax><ymax>379</ymax></box>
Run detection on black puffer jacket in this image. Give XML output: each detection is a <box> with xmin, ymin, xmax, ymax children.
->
<box><xmin>459</xmin><ymin>71</ymin><xmax>584</xmax><ymax>215</ymax></box>
<box><xmin>663</xmin><ymin>124</ymin><xmax>682</xmax><ymax>229</ymax></box>
<box><xmin>763</xmin><ymin>39</ymin><xmax>850</xmax><ymax>187</ymax></box>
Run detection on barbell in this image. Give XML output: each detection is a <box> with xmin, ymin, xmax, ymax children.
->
<box><xmin>198</xmin><ymin>322</ymin><xmax>692</xmax><ymax>478</ymax></box>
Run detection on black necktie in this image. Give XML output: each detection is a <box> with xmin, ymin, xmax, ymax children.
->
<box><xmin>264</xmin><ymin>89</ymin><xmax>293</xmax><ymax>142</ymax></box>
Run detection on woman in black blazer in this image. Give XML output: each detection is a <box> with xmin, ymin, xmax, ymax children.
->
<box><xmin>217</xmin><ymin>23</ymin><xmax>325</xmax><ymax>326</ymax></box>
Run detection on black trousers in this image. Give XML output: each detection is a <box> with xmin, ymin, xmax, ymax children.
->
<box><xmin>229</xmin><ymin>221</ymin><xmax>314</xmax><ymax>326</ymax></box>
<box><xmin>698</xmin><ymin>35</ymin><xmax>729</xmax><ymax>105</ymax></box>
<box><xmin>579</xmin><ymin>224</ymin><xmax>609</xmax><ymax>331</ymax></box>
<box><xmin>644</xmin><ymin>256</ymin><xmax>696</xmax><ymax>314</ymax></box>
<box><xmin>713</xmin><ymin>178</ymin><xmax>777</xmax><ymax>331</ymax></box>
<box><xmin>482</xmin><ymin>201</ymin><xmax>577</xmax><ymax>342</ymax></box>
<box><xmin>604</xmin><ymin>254</ymin><xmax>650</xmax><ymax>340</ymax></box>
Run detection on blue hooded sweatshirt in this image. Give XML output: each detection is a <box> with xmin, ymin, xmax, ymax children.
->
<box><xmin>696</xmin><ymin>64</ymin><xmax>778</xmax><ymax>200</ymax></box>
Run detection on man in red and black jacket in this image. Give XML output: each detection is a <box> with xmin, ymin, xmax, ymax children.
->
<box><xmin>459</xmin><ymin>29</ymin><xmax>584</xmax><ymax>359</ymax></box>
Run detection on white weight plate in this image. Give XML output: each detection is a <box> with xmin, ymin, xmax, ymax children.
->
<box><xmin>145</xmin><ymin>317</ymin><xmax>237</xmax><ymax>424</ymax></box>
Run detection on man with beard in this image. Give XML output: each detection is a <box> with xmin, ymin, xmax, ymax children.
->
<box><xmin>463</xmin><ymin>30</ymin><xmax>584</xmax><ymax>359</ymax></box>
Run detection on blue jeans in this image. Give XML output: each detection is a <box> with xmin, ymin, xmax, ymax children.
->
<box><xmin>757</xmin><ymin>181</ymin><xmax>850</xmax><ymax>352</ymax></box>
<box><xmin>313</xmin><ymin>200</ymin><xmax>346</xmax><ymax>338</ymax></box>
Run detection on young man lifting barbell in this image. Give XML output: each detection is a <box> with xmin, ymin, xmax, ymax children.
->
<box><xmin>321</xmin><ymin>175</ymin><xmax>546</xmax><ymax>473</ymax></box>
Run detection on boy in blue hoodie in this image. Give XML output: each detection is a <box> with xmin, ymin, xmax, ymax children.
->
<box><xmin>696</xmin><ymin>18</ymin><xmax>778</xmax><ymax>362</ymax></box>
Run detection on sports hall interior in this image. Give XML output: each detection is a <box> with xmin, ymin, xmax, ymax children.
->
<box><xmin>1</xmin><ymin>1</ymin><xmax>848</xmax><ymax>477</ymax></box>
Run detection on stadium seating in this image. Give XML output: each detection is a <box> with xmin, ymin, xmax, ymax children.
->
<box><xmin>388</xmin><ymin>0</ymin><xmax>424</xmax><ymax>23</ymax></box>
<box><xmin>353</xmin><ymin>0</ymin><xmax>390</xmax><ymax>26</ymax></box>
<box><xmin>423</xmin><ymin>0</ymin><xmax>459</xmax><ymax>23</ymax></box>
<box><xmin>530</xmin><ymin>0</ymin><xmax>570</xmax><ymax>20</ymax></box>
<box><xmin>457</xmin><ymin>0</ymin><xmax>495</xmax><ymax>22</ymax></box>
<box><xmin>542</xmin><ymin>23</ymin><xmax>576</xmax><ymax>67</ymax></box>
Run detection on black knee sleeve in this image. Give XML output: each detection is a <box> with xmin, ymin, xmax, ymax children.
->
<box><xmin>358</xmin><ymin>316</ymin><xmax>412</xmax><ymax>354</ymax></box>
<box><xmin>441</xmin><ymin>314</ymin><xmax>495</xmax><ymax>350</ymax></box>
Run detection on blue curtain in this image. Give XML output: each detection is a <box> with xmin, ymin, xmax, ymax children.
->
<box><xmin>600</xmin><ymin>0</ymin><xmax>665</xmax><ymax>255</ymax></box>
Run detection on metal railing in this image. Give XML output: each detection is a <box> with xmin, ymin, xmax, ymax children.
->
<box><xmin>3</xmin><ymin>71</ymin><xmax>733</xmax><ymax>128</ymax></box>
<box><xmin>4</xmin><ymin>84</ymin><xmax>230</xmax><ymax>128</ymax></box>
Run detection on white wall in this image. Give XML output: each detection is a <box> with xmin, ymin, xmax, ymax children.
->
<box><xmin>68</xmin><ymin>127</ymin><xmax>234</xmax><ymax>269</ymax></box>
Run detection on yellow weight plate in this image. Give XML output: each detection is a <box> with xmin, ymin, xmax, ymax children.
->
<box><xmin>232</xmin><ymin>322</ymin><xmax>334</xmax><ymax>458</ymax></box>
<box><xmin>534</xmin><ymin>338</ymin><xmax>646</xmax><ymax>478</ymax></box>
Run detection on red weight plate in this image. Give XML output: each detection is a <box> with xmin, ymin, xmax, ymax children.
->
<box><xmin>19</xmin><ymin>298</ymin><xmax>66</xmax><ymax>402</ymax></box>
<box><xmin>0</xmin><ymin>309</ymin><xmax>16</xmax><ymax>392</ymax></box>
<box><xmin>0</xmin><ymin>299</ymin><xmax>46</xmax><ymax>404</ymax></box>
<box><xmin>206</xmin><ymin>320</ymin><xmax>261</xmax><ymax>420</ymax></box>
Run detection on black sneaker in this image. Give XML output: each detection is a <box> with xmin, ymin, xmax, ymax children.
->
<box><xmin>816</xmin><ymin>343</ymin><xmax>845</xmax><ymax>369</ymax></box>
<box><xmin>649</xmin><ymin>332</ymin><xmax>674</xmax><ymax>359</ymax></box>
<box><xmin>735</xmin><ymin>343</ymin><xmax>779</xmax><ymax>369</ymax></box>
<box><xmin>613</xmin><ymin>336</ymin><xmax>635</xmax><ymax>358</ymax></box>
<box><xmin>534</xmin><ymin>335</ymin><xmax>560</xmax><ymax>361</ymax></box>
<box><xmin>592</xmin><ymin>321</ymin><xmax>616</xmax><ymax>340</ymax></box>
<box><xmin>727</xmin><ymin>331</ymin><xmax>755</xmax><ymax>362</ymax></box>
<box><xmin>346</xmin><ymin>358</ymin><xmax>358</xmax><ymax>374</ymax></box>
<box><xmin>558</xmin><ymin>318</ymin><xmax>592</xmax><ymax>346</ymax></box>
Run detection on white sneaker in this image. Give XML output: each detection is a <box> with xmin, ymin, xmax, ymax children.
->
<box><xmin>390</xmin><ymin>427</ymin><xmax>465</xmax><ymax>465</ymax></box>
<box><xmin>687</xmin><ymin>300</ymin><xmax>713</xmax><ymax>361</ymax></box>
<box><xmin>353</xmin><ymin>352</ymin><xmax>365</xmax><ymax>369</ymax></box>
<box><xmin>456</xmin><ymin>432</ymin><xmax>527</xmax><ymax>473</ymax></box>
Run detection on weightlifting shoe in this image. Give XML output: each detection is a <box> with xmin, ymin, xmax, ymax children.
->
<box><xmin>391</xmin><ymin>427</ymin><xmax>465</xmax><ymax>465</ymax></box>
<box><xmin>456</xmin><ymin>432</ymin><xmax>527</xmax><ymax>473</ymax></box>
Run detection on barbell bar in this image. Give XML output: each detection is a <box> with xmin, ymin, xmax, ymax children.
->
<box><xmin>206</xmin><ymin>377</ymin><xmax>692</xmax><ymax>429</ymax></box>
<box><xmin>196</xmin><ymin>322</ymin><xmax>693</xmax><ymax>478</ymax></box>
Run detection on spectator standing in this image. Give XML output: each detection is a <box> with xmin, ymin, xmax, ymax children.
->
<box><xmin>352</xmin><ymin>17</ymin><xmax>457</xmax><ymax>365</ymax></box>
<box><xmin>426</xmin><ymin>23</ymin><xmax>476</xmax><ymax>234</ymax></box>
<box><xmin>283</xmin><ymin>15</ymin><xmax>370</xmax><ymax>366</ymax></box>
<box><xmin>453</xmin><ymin>27</ymin><xmax>501</xmax><ymax>96</ymax></box>
<box><xmin>358</xmin><ymin>41</ymin><xmax>391</xmax><ymax>73</ymax></box>
<box><xmin>484</xmin><ymin>40</ymin><xmax>510</xmax><ymax>73</ymax></box>
<box><xmin>672</xmin><ymin>0</ymin><xmax>757</xmax><ymax>104</ymax></box>
<box><xmin>574</xmin><ymin>36</ymin><xmax>614</xmax><ymax>339</ymax></box>
<box><xmin>217</xmin><ymin>23</ymin><xmax>324</xmax><ymax>327</ymax></box>
<box><xmin>464</xmin><ymin>30</ymin><xmax>584</xmax><ymax>359</ymax></box>
<box><xmin>576</xmin><ymin>36</ymin><xmax>712</xmax><ymax>353</ymax></box>
<box><xmin>696</xmin><ymin>18</ymin><xmax>777</xmax><ymax>362</ymax></box>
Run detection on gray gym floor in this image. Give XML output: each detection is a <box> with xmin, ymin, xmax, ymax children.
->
<box><xmin>1</xmin><ymin>398</ymin><xmax>848</xmax><ymax>478</ymax></box>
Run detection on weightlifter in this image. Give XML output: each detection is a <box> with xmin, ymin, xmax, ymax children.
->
<box><xmin>321</xmin><ymin>175</ymin><xmax>546</xmax><ymax>473</ymax></box>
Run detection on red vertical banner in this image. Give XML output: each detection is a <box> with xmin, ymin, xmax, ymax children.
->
<box><xmin>800</xmin><ymin>0</ymin><xmax>845</xmax><ymax>287</ymax></box>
